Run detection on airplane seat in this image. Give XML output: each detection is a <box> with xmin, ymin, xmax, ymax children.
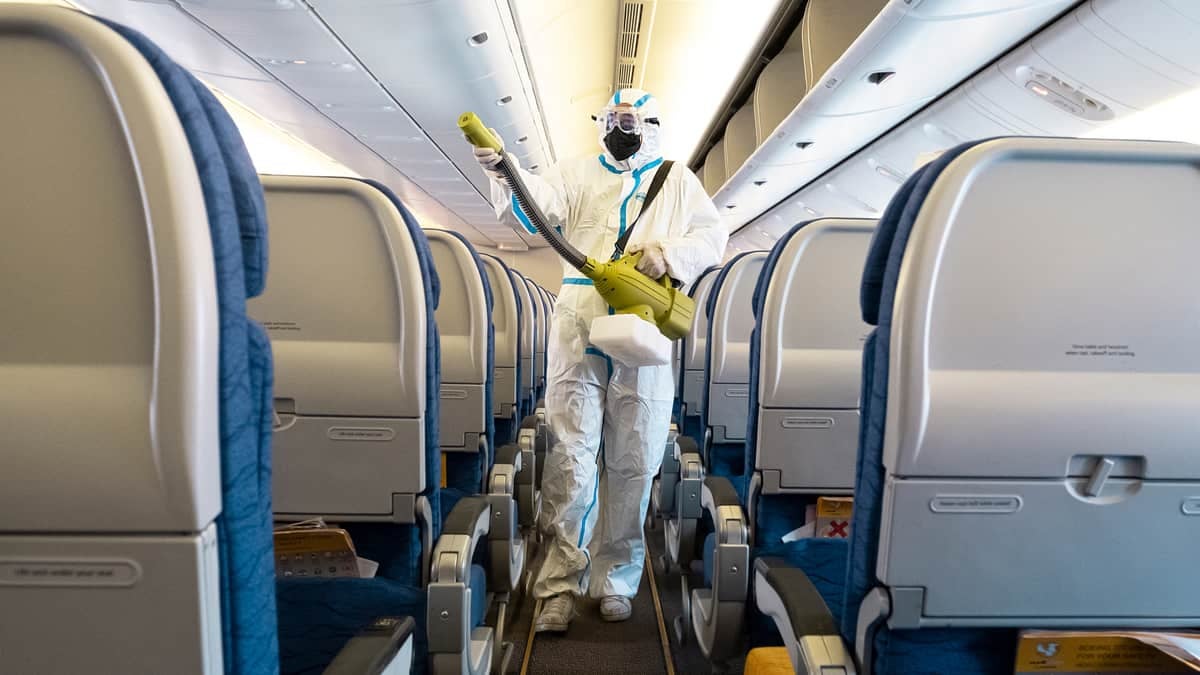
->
<box><xmin>426</xmin><ymin>229</ymin><xmax>496</xmax><ymax>517</ymax></box>
<box><xmin>0</xmin><ymin>7</ymin><xmax>409</xmax><ymax>673</ymax></box>
<box><xmin>690</xmin><ymin>219</ymin><xmax>876</xmax><ymax>664</ymax></box>
<box><xmin>522</xmin><ymin>276</ymin><xmax>546</xmax><ymax>400</ymax></box>
<box><xmin>702</xmin><ymin>251</ymin><xmax>769</xmax><ymax>496</ymax></box>
<box><xmin>657</xmin><ymin>267</ymin><xmax>721</xmax><ymax>572</ymax></box>
<box><xmin>481</xmin><ymin>255</ymin><xmax>521</xmax><ymax>445</ymax></box>
<box><xmin>510</xmin><ymin>269</ymin><xmax>536</xmax><ymax>420</ymax></box>
<box><xmin>676</xmin><ymin>266</ymin><xmax>722</xmax><ymax>445</ymax></box>
<box><xmin>760</xmin><ymin>137</ymin><xmax>1200</xmax><ymax>675</ymax></box>
<box><xmin>249</xmin><ymin>176</ymin><xmax>498</xmax><ymax>675</ymax></box>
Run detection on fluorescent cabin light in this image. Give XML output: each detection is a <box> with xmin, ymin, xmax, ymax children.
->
<box><xmin>208</xmin><ymin>87</ymin><xmax>359</xmax><ymax>178</ymax></box>
<box><xmin>1086</xmin><ymin>88</ymin><xmax>1200</xmax><ymax>145</ymax></box>
<box><xmin>650</xmin><ymin>2</ymin><xmax>780</xmax><ymax>160</ymax></box>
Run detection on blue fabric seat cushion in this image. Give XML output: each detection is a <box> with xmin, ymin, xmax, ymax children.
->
<box><xmin>276</xmin><ymin>577</ymin><xmax>426</xmax><ymax>675</ymax></box>
<box><xmin>98</xmin><ymin>18</ymin><xmax>279</xmax><ymax>675</ymax></box>
<box><xmin>275</xmin><ymin>565</ymin><xmax>486</xmax><ymax>675</ymax></box>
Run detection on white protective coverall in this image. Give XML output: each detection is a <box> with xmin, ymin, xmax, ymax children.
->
<box><xmin>487</xmin><ymin>89</ymin><xmax>727</xmax><ymax>599</ymax></box>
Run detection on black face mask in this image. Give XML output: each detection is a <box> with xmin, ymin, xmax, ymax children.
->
<box><xmin>604</xmin><ymin>127</ymin><xmax>642</xmax><ymax>161</ymax></box>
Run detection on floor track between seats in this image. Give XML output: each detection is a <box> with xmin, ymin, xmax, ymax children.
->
<box><xmin>519</xmin><ymin>548</ymin><xmax>671</xmax><ymax>674</ymax></box>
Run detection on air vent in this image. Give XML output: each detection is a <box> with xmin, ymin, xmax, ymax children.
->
<box><xmin>613</xmin><ymin>0</ymin><xmax>657</xmax><ymax>92</ymax></box>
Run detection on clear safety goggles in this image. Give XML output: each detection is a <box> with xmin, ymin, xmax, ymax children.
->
<box><xmin>597</xmin><ymin>104</ymin><xmax>658</xmax><ymax>135</ymax></box>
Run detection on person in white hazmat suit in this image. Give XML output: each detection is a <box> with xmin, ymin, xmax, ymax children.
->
<box><xmin>474</xmin><ymin>88</ymin><xmax>726</xmax><ymax>631</ymax></box>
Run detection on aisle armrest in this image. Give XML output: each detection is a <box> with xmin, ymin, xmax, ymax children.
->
<box><xmin>690</xmin><ymin>476</ymin><xmax>749</xmax><ymax>663</ymax></box>
<box><xmin>753</xmin><ymin>558</ymin><xmax>855</xmax><ymax>675</ymax></box>
<box><xmin>664</xmin><ymin>437</ymin><xmax>705</xmax><ymax>568</ymax></box>
<box><xmin>428</xmin><ymin>497</ymin><xmax>494</xmax><ymax>675</ymax></box>
<box><xmin>324</xmin><ymin>616</ymin><xmax>416</xmax><ymax>675</ymax></box>
<box><xmin>652</xmin><ymin>425</ymin><xmax>681</xmax><ymax>517</ymax></box>
<box><xmin>487</xmin><ymin>444</ymin><xmax>526</xmax><ymax>591</ymax></box>
<box><xmin>516</xmin><ymin>416</ymin><xmax>541</xmax><ymax>528</ymax></box>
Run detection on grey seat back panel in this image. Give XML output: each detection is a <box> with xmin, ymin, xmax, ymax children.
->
<box><xmin>481</xmin><ymin>257</ymin><xmax>518</xmax><ymax>414</ymax></box>
<box><xmin>534</xmin><ymin>285</ymin><xmax>548</xmax><ymax>382</ymax></box>
<box><xmin>520</xmin><ymin>275</ymin><xmax>544</xmax><ymax>385</ymax></box>
<box><xmin>878</xmin><ymin>138</ymin><xmax>1200</xmax><ymax>626</ymax></box>
<box><xmin>756</xmin><ymin>219</ymin><xmax>875</xmax><ymax>494</ymax></box>
<box><xmin>251</xmin><ymin>175</ymin><xmax>426</xmax><ymax>516</ymax></box>
<box><xmin>427</xmin><ymin>230</ymin><xmax>489</xmax><ymax>452</ymax></box>
<box><xmin>707</xmin><ymin>252</ymin><xmax>767</xmax><ymax>443</ymax></box>
<box><xmin>682</xmin><ymin>268</ymin><xmax>721</xmax><ymax>416</ymax></box>
<box><xmin>511</xmin><ymin>269</ymin><xmax>535</xmax><ymax>396</ymax></box>
<box><xmin>0</xmin><ymin>7</ymin><xmax>223</xmax><ymax>673</ymax></box>
<box><xmin>0</xmin><ymin>5</ymin><xmax>219</xmax><ymax>535</ymax></box>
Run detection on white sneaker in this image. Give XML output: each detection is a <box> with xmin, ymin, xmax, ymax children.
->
<box><xmin>599</xmin><ymin>595</ymin><xmax>632</xmax><ymax>622</ymax></box>
<box><xmin>534</xmin><ymin>593</ymin><xmax>575</xmax><ymax>633</ymax></box>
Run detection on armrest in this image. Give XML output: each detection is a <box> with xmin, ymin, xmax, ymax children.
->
<box><xmin>753</xmin><ymin>558</ymin><xmax>855</xmax><ymax>675</ymax></box>
<box><xmin>324</xmin><ymin>616</ymin><xmax>416</xmax><ymax>675</ymax></box>
<box><xmin>663</xmin><ymin>443</ymin><xmax>705</xmax><ymax>568</ymax></box>
<box><xmin>427</xmin><ymin>497</ymin><xmax>493</xmax><ymax>675</ymax></box>
<box><xmin>514</xmin><ymin>424</ymin><xmax>540</xmax><ymax>529</ymax></box>
<box><xmin>486</xmin><ymin>444</ymin><xmax>526</xmax><ymax>592</ymax></box>
<box><xmin>653</xmin><ymin>427</ymin><xmax>682</xmax><ymax>518</ymax></box>
<box><xmin>689</xmin><ymin>476</ymin><xmax>749</xmax><ymax>663</ymax></box>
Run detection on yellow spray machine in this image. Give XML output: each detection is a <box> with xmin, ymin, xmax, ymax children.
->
<box><xmin>459</xmin><ymin>112</ymin><xmax>694</xmax><ymax>366</ymax></box>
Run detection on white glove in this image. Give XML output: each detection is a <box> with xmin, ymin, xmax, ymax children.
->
<box><xmin>472</xmin><ymin>128</ymin><xmax>509</xmax><ymax>181</ymax></box>
<box><xmin>628</xmin><ymin>241</ymin><xmax>668</xmax><ymax>279</ymax></box>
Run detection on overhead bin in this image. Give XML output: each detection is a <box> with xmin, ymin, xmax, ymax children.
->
<box><xmin>800</xmin><ymin>0</ymin><xmax>889</xmax><ymax>92</ymax></box>
<box><xmin>753</xmin><ymin>43</ymin><xmax>806</xmax><ymax>146</ymax></box>
<box><xmin>722</xmin><ymin>104</ymin><xmax>758</xmax><ymax>182</ymax></box>
<box><xmin>703</xmin><ymin>138</ymin><xmax>727</xmax><ymax>197</ymax></box>
<box><xmin>712</xmin><ymin>0</ymin><xmax>1076</xmax><ymax>230</ymax></box>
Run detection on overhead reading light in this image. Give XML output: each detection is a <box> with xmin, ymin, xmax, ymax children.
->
<box><xmin>496</xmin><ymin>95</ymin><xmax>513</xmax><ymax>106</ymax></box>
<box><xmin>516</xmin><ymin>136</ymin><xmax>529</xmax><ymax>144</ymax></box>
<box><xmin>753</xmin><ymin>179</ymin><xmax>767</xmax><ymax>187</ymax></box>
<box><xmin>803</xmin><ymin>206</ymin><xmax>821</xmax><ymax>217</ymax></box>
<box><xmin>795</xmin><ymin>141</ymin><xmax>814</xmax><ymax>150</ymax></box>
<box><xmin>468</xmin><ymin>32</ymin><xmax>489</xmax><ymax>46</ymax></box>
<box><xmin>529</xmin><ymin>164</ymin><xmax>540</xmax><ymax>171</ymax></box>
<box><xmin>1018</xmin><ymin>67</ymin><xmax>1113</xmax><ymax>121</ymax></box>
<box><xmin>725</xmin><ymin>203</ymin><xmax>737</xmax><ymax>210</ymax></box>
<box><xmin>869</xmin><ymin>159</ymin><xmax>906</xmax><ymax>184</ymax></box>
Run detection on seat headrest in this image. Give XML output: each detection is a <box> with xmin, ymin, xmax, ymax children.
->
<box><xmin>707</xmin><ymin>250</ymin><xmax>761</xmax><ymax>317</ymax></box>
<box><xmin>98</xmin><ymin>17</ymin><xmax>269</xmax><ymax>299</ymax></box>
<box><xmin>752</xmin><ymin>220</ymin><xmax>815</xmax><ymax>321</ymax></box>
<box><xmin>859</xmin><ymin>140</ymin><xmax>989</xmax><ymax>326</ymax></box>
<box><xmin>435</xmin><ymin>229</ymin><xmax>494</xmax><ymax>313</ymax></box>
<box><xmin>362</xmin><ymin>178</ymin><xmax>440</xmax><ymax>310</ymax></box>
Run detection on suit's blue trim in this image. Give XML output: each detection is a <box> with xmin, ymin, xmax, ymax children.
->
<box><xmin>634</xmin><ymin>93</ymin><xmax>652</xmax><ymax>107</ymax></box>
<box><xmin>510</xmin><ymin>193</ymin><xmax>537</xmax><ymax>235</ymax></box>
<box><xmin>562</xmin><ymin>277</ymin><xmax>593</xmax><ymax>286</ymax></box>
<box><xmin>618</xmin><ymin>157</ymin><xmax>664</xmax><ymax>239</ymax></box>
<box><xmin>599</xmin><ymin>155</ymin><xmax>623</xmax><ymax>174</ymax></box>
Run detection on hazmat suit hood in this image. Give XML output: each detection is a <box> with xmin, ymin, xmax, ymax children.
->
<box><xmin>597</xmin><ymin>88</ymin><xmax>663</xmax><ymax>172</ymax></box>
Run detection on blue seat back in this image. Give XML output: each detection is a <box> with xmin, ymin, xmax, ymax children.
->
<box><xmin>702</xmin><ymin>251</ymin><xmax>768</xmax><ymax>493</ymax></box>
<box><xmin>480</xmin><ymin>254</ymin><xmax>522</xmax><ymax>443</ymax></box>
<box><xmin>676</xmin><ymin>266</ymin><xmax>722</xmax><ymax>436</ymax></box>
<box><xmin>426</xmin><ymin>229</ymin><xmax>497</xmax><ymax>515</ymax></box>
<box><xmin>847</xmin><ymin>137</ymin><xmax>1200</xmax><ymax>673</ymax></box>
<box><xmin>0</xmin><ymin>7</ymin><xmax>276</xmax><ymax>673</ymax></box>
